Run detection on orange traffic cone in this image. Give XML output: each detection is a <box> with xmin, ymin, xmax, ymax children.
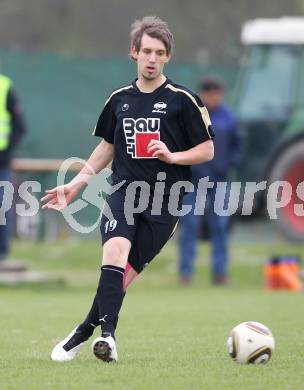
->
<box><xmin>264</xmin><ymin>256</ymin><xmax>302</xmax><ymax>291</ymax></box>
<box><xmin>264</xmin><ymin>259</ymin><xmax>280</xmax><ymax>289</ymax></box>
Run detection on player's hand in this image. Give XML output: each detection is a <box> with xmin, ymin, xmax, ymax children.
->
<box><xmin>40</xmin><ymin>184</ymin><xmax>78</xmax><ymax>211</ymax></box>
<box><xmin>147</xmin><ymin>139</ymin><xmax>177</xmax><ymax>164</ymax></box>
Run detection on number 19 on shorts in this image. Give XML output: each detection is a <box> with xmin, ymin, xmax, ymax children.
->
<box><xmin>104</xmin><ymin>219</ymin><xmax>117</xmax><ymax>233</ymax></box>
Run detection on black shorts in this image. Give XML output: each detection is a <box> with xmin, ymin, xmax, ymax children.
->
<box><xmin>100</xmin><ymin>188</ymin><xmax>180</xmax><ymax>273</ymax></box>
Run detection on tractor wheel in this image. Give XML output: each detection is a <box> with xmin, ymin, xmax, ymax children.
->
<box><xmin>268</xmin><ymin>139</ymin><xmax>304</xmax><ymax>242</ymax></box>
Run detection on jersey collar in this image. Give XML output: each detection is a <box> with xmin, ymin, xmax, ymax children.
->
<box><xmin>132</xmin><ymin>78</ymin><xmax>170</xmax><ymax>94</ymax></box>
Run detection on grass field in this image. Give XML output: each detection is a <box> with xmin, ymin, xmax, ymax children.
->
<box><xmin>1</xmin><ymin>235</ymin><xmax>304</xmax><ymax>390</ymax></box>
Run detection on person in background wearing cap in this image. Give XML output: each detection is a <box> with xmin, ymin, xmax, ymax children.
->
<box><xmin>178</xmin><ymin>76</ymin><xmax>242</xmax><ymax>285</ymax></box>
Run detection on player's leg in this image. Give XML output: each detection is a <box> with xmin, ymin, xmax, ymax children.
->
<box><xmin>90</xmin><ymin>186</ymin><xmax>141</xmax><ymax>362</ymax></box>
<box><xmin>76</xmin><ymin>295</ymin><xmax>99</xmax><ymax>335</ymax></box>
<box><xmin>91</xmin><ymin>236</ymin><xmax>131</xmax><ymax>362</ymax></box>
<box><xmin>96</xmin><ymin>236</ymin><xmax>131</xmax><ymax>338</ymax></box>
<box><xmin>123</xmin><ymin>262</ymin><xmax>139</xmax><ymax>289</ymax></box>
<box><xmin>90</xmin><ymin>188</ymin><xmax>142</xmax><ymax>337</ymax></box>
<box><xmin>91</xmin><ymin>205</ymin><xmax>179</xmax><ymax>362</ymax></box>
<box><xmin>51</xmin><ymin>260</ymin><xmax>139</xmax><ymax>362</ymax></box>
<box><xmin>89</xmin><ymin>212</ymin><xmax>177</xmax><ymax>362</ymax></box>
<box><xmin>77</xmin><ymin>262</ymin><xmax>138</xmax><ymax>336</ymax></box>
<box><xmin>91</xmin><ymin>195</ymin><xmax>180</xmax><ymax>360</ymax></box>
<box><xmin>51</xmin><ymin>189</ymin><xmax>135</xmax><ymax>362</ymax></box>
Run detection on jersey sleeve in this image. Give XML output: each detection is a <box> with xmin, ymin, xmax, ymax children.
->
<box><xmin>181</xmin><ymin>93</ymin><xmax>214</xmax><ymax>147</ymax></box>
<box><xmin>93</xmin><ymin>96</ymin><xmax>117</xmax><ymax>143</ymax></box>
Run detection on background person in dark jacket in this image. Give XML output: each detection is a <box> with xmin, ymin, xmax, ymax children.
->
<box><xmin>178</xmin><ymin>76</ymin><xmax>242</xmax><ymax>285</ymax></box>
<box><xmin>0</xmin><ymin>73</ymin><xmax>26</xmax><ymax>261</ymax></box>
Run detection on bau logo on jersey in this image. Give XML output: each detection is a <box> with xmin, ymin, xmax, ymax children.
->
<box><xmin>123</xmin><ymin>118</ymin><xmax>160</xmax><ymax>158</ymax></box>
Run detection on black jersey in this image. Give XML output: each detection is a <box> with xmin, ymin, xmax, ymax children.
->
<box><xmin>93</xmin><ymin>78</ymin><xmax>214</xmax><ymax>193</ymax></box>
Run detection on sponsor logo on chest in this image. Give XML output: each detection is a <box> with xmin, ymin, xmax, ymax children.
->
<box><xmin>152</xmin><ymin>102</ymin><xmax>167</xmax><ymax>114</ymax></box>
<box><xmin>123</xmin><ymin>118</ymin><xmax>160</xmax><ymax>159</ymax></box>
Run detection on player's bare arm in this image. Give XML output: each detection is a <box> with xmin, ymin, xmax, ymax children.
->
<box><xmin>147</xmin><ymin>138</ymin><xmax>214</xmax><ymax>165</ymax></box>
<box><xmin>41</xmin><ymin>139</ymin><xmax>114</xmax><ymax>210</ymax></box>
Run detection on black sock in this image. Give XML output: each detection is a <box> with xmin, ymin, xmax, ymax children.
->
<box><xmin>77</xmin><ymin>295</ymin><xmax>99</xmax><ymax>337</ymax></box>
<box><xmin>97</xmin><ymin>265</ymin><xmax>125</xmax><ymax>338</ymax></box>
<box><xmin>112</xmin><ymin>291</ymin><xmax>126</xmax><ymax>331</ymax></box>
<box><xmin>77</xmin><ymin>287</ymin><xmax>126</xmax><ymax>338</ymax></box>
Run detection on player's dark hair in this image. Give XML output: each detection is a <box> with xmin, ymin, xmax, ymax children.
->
<box><xmin>130</xmin><ymin>16</ymin><xmax>173</xmax><ymax>60</ymax></box>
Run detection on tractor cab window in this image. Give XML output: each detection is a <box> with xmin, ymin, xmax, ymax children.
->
<box><xmin>237</xmin><ymin>45</ymin><xmax>299</xmax><ymax>121</ymax></box>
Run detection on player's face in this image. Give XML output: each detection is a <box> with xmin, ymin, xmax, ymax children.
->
<box><xmin>131</xmin><ymin>34</ymin><xmax>171</xmax><ymax>81</ymax></box>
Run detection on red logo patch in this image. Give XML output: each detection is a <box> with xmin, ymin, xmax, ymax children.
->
<box><xmin>135</xmin><ymin>132</ymin><xmax>160</xmax><ymax>158</ymax></box>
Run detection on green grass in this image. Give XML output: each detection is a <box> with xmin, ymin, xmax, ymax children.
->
<box><xmin>1</xmin><ymin>237</ymin><xmax>304</xmax><ymax>389</ymax></box>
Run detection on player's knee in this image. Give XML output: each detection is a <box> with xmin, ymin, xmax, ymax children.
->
<box><xmin>102</xmin><ymin>237</ymin><xmax>130</xmax><ymax>267</ymax></box>
<box><xmin>103</xmin><ymin>244</ymin><xmax>121</xmax><ymax>263</ymax></box>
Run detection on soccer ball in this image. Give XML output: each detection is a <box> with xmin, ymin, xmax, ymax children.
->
<box><xmin>227</xmin><ymin>321</ymin><xmax>275</xmax><ymax>364</ymax></box>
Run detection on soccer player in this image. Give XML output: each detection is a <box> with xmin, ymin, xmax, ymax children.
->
<box><xmin>41</xmin><ymin>16</ymin><xmax>214</xmax><ymax>363</ymax></box>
